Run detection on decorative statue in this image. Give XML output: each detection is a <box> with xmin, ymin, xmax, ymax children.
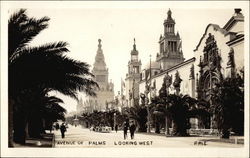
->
<box><xmin>152</xmin><ymin>79</ymin><xmax>156</xmax><ymax>90</ymax></box>
<box><xmin>227</xmin><ymin>47</ymin><xmax>235</xmax><ymax>68</ymax></box>
<box><xmin>140</xmin><ymin>93</ymin><xmax>146</xmax><ymax>105</ymax></box>
<box><xmin>164</xmin><ymin>72</ymin><xmax>172</xmax><ymax>89</ymax></box>
<box><xmin>159</xmin><ymin>82</ymin><xmax>167</xmax><ymax>99</ymax></box>
<box><xmin>145</xmin><ymin>82</ymin><xmax>150</xmax><ymax>95</ymax></box>
<box><xmin>189</xmin><ymin>64</ymin><xmax>195</xmax><ymax>80</ymax></box>
<box><xmin>173</xmin><ymin>71</ymin><xmax>182</xmax><ymax>89</ymax></box>
<box><xmin>129</xmin><ymin>90</ymin><xmax>132</xmax><ymax>100</ymax></box>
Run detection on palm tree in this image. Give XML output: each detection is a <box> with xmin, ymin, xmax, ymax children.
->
<box><xmin>8</xmin><ymin>9</ymin><xmax>98</xmax><ymax>145</ymax></box>
<box><xmin>211</xmin><ymin>73</ymin><xmax>244</xmax><ymax>138</ymax></box>
<box><xmin>42</xmin><ymin>96</ymin><xmax>66</xmax><ymax>132</ymax></box>
<box><xmin>27</xmin><ymin>95</ymin><xmax>66</xmax><ymax>138</ymax></box>
<box><xmin>150</xmin><ymin>96</ymin><xmax>167</xmax><ymax>134</ymax></box>
<box><xmin>166</xmin><ymin>94</ymin><xmax>197</xmax><ymax>136</ymax></box>
<box><xmin>189</xmin><ymin>99</ymin><xmax>211</xmax><ymax>129</ymax></box>
<box><xmin>129</xmin><ymin>103</ymin><xmax>148</xmax><ymax>132</ymax></box>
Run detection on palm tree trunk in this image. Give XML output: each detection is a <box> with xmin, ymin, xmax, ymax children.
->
<box><xmin>165</xmin><ymin>116</ymin><xmax>170</xmax><ymax>135</ymax></box>
<box><xmin>155</xmin><ymin>116</ymin><xmax>160</xmax><ymax>133</ymax></box>
<box><xmin>28</xmin><ymin>114</ymin><xmax>44</xmax><ymax>138</ymax></box>
<box><xmin>173</xmin><ymin>120</ymin><xmax>188</xmax><ymax>136</ymax></box>
<box><xmin>13</xmin><ymin>112</ymin><xmax>27</xmax><ymax>144</ymax></box>
<box><xmin>221</xmin><ymin>129</ymin><xmax>230</xmax><ymax>139</ymax></box>
<box><xmin>8</xmin><ymin>97</ymin><xmax>14</xmax><ymax>147</ymax></box>
<box><xmin>172</xmin><ymin>120</ymin><xmax>178</xmax><ymax>136</ymax></box>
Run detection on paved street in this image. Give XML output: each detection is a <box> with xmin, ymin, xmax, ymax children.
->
<box><xmin>54</xmin><ymin>125</ymin><xmax>243</xmax><ymax>148</ymax></box>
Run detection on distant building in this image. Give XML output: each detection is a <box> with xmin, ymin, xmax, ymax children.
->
<box><xmin>125</xmin><ymin>39</ymin><xmax>142</xmax><ymax>107</ymax></box>
<box><xmin>139</xmin><ymin>8</ymin><xmax>244</xmax><ymax>129</ymax></box>
<box><xmin>83</xmin><ymin>39</ymin><xmax>114</xmax><ymax>112</ymax></box>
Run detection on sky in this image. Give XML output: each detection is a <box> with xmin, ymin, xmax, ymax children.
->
<box><xmin>3</xmin><ymin>1</ymin><xmax>248</xmax><ymax>113</ymax></box>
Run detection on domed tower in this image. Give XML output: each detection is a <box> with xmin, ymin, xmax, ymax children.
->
<box><xmin>125</xmin><ymin>38</ymin><xmax>142</xmax><ymax>107</ymax></box>
<box><xmin>156</xmin><ymin>9</ymin><xmax>184</xmax><ymax>70</ymax></box>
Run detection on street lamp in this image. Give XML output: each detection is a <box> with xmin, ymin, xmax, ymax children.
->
<box><xmin>114</xmin><ymin>112</ymin><xmax>116</xmax><ymax>130</ymax></box>
<box><xmin>146</xmin><ymin>54</ymin><xmax>152</xmax><ymax>133</ymax></box>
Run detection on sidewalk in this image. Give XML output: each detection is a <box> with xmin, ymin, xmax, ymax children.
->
<box><xmin>13</xmin><ymin>132</ymin><xmax>55</xmax><ymax>148</ymax></box>
<box><xmin>200</xmin><ymin>136</ymin><xmax>244</xmax><ymax>145</ymax></box>
<box><xmin>138</xmin><ymin>131</ymin><xmax>244</xmax><ymax>145</ymax></box>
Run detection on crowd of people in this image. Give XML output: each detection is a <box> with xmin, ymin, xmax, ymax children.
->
<box><xmin>53</xmin><ymin>120</ymin><xmax>137</xmax><ymax>140</ymax></box>
<box><xmin>89</xmin><ymin>120</ymin><xmax>137</xmax><ymax>140</ymax></box>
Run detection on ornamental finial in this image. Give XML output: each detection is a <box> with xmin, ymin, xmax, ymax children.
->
<box><xmin>98</xmin><ymin>39</ymin><xmax>102</xmax><ymax>49</ymax></box>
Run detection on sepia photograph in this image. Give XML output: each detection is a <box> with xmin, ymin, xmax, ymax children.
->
<box><xmin>0</xmin><ymin>1</ymin><xmax>249</xmax><ymax>157</ymax></box>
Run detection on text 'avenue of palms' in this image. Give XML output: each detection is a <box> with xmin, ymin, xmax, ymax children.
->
<box><xmin>56</xmin><ymin>140</ymin><xmax>153</xmax><ymax>146</ymax></box>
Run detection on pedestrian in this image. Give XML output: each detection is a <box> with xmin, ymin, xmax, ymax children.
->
<box><xmin>123</xmin><ymin>122</ymin><xmax>128</xmax><ymax>140</ymax></box>
<box><xmin>55</xmin><ymin>123</ymin><xmax>59</xmax><ymax>130</ymax></box>
<box><xmin>60</xmin><ymin>123</ymin><xmax>67</xmax><ymax>138</ymax></box>
<box><xmin>115</xmin><ymin>124</ymin><xmax>118</xmax><ymax>133</ymax></box>
<box><xmin>129</xmin><ymin>121</ymin><xmax>136</xmax><ymax>139</ymax></box>
<box><xmin>49</xmin><ymin>125</ymin><xmax>53</xmax><ymax>133</ymax></box>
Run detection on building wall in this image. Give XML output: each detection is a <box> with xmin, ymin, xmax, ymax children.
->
<box><xmin>139</xmin><ymin>58</ymin><xmax>195</xmax><ymax>103</ymax></box>
<box><xmin>89</xmin><ymin>90</ymin><xmax>114</xmax><ymax>111</ymax></box>
<box><xmin>228</xmin><ymin>21</ymin><xmax>244</xmax><ymax>33</ymax></box>
<box><xmin>125</xmin><ymin>78</ymin><xmax>131</xmax><ymax>106</ymax></box>
<box><xmin>231</xmin><ymin>40</ymin><xmax>244</xmax><ymax>71</ymax></box>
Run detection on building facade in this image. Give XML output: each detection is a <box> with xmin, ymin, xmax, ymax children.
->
<box><xmin>82</xmin><ymin>39</ymin><xmax>114</xmax><ymax>113</ymax></box>
<box><xmin>139</xmin><ymin>9</ymin><xmax>244</xmax><ymax>129</ymax></box>
<box><xmin>125</xmin><ymin>39</ymin><xmax>142</xmax><ymax>107</ymax></box>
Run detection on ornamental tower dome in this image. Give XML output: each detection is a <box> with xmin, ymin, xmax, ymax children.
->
<box><xmin>93</xmin><ymin>39</ymin><xmax>107</xmax><ymax>71</ymax></box>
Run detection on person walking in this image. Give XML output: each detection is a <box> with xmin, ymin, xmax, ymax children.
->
<box><xmin>55</xmin><ymin>123</ymin><xmax>59</xmax><ymax>130</ymax></box>
<box><xmin>60</xmin><ymin>123</ymin><xmax>67</xmax><ymax>138</ymax></box>
<box><xmin>129</xmin><ymin>121</ymin><xmax>136</xmax><ymax>139</ymax></box>
<box><xmin>115</xmin><ymin>124</ymin><xmax>118</xmax><ymax>133</ymax></box>
<box><xmin>123</xmin><ymin>122</ymin><xmax>128</xmax><ymax>140</ymax></box>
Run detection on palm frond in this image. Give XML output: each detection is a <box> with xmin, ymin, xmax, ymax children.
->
<box><xmin>8</xmin><ymin>9</ymin><xmax>50</xmax><ymax>57</ymax></box>
<box><xmin>8</xmin><ymin>9</ymin><xmax>27</xmax><ymax>25</ymax></box>
<box><xmin>9</xmin><ymin>41</ymin><xmax>69</xmax><ymax>63</ymax></box>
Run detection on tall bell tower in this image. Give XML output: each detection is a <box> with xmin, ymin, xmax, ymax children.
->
<box><xmin>125</xmin><ymin>38</ymin><xmax>141</xmax><ymax>107</ymax></box>
<box><xmin>156</xmin><ymin>9</ymin><xmax>184</xmax><ymax>70</ymax></box>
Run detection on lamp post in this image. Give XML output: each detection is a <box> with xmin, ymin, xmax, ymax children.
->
<box><xmin>146</xmin><ymin>54</ymin><xmax>152</xmax><ymax>133</ymax></box>
<box><xmin>132</xmin><ymin>78</ymin><xmax>135</xmax><ymax>107</ymax></box>
<box><xmin>114</xmin><ymin>112</ymin><xmax>116</xmax><ymax>130</ymax></box>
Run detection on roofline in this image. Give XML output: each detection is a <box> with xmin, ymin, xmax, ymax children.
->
<box><xmin>139</xmin><ymin>57</ymin><xmax>195</xmax><ymax>83</ymax></box>
<box><xmin>223</xmin><ymin>16</ymin><xmax>244</xmax><ymax>31</ymax></box>
<box><xmin>193</xmin><ymin>24</ymin><xmax>227</xmax><ymax>52</ymax></box>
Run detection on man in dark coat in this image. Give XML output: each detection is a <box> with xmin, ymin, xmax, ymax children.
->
<box><xmin>55</xmin><ymin>123</ymin><xmax>59</xmax><ymax>130</ymax></box>
<box><xmin>115</xmin><ymin>124</ymin><xmax>118</xmax><ymax>133</ymax></box>
<box><xmin>123</xmin><ymin>122</ymin><xmax>128</xmax><ymax>140</ymax></box>
<box><xmin>129</xmin><ymin>121</ymin><xmax>136</xmax><ymax>139</ymax></box>
<box><xmin>60</xmin><ymin>123</ymin><xmax>67</xmax><ymax>138</ymax></box>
